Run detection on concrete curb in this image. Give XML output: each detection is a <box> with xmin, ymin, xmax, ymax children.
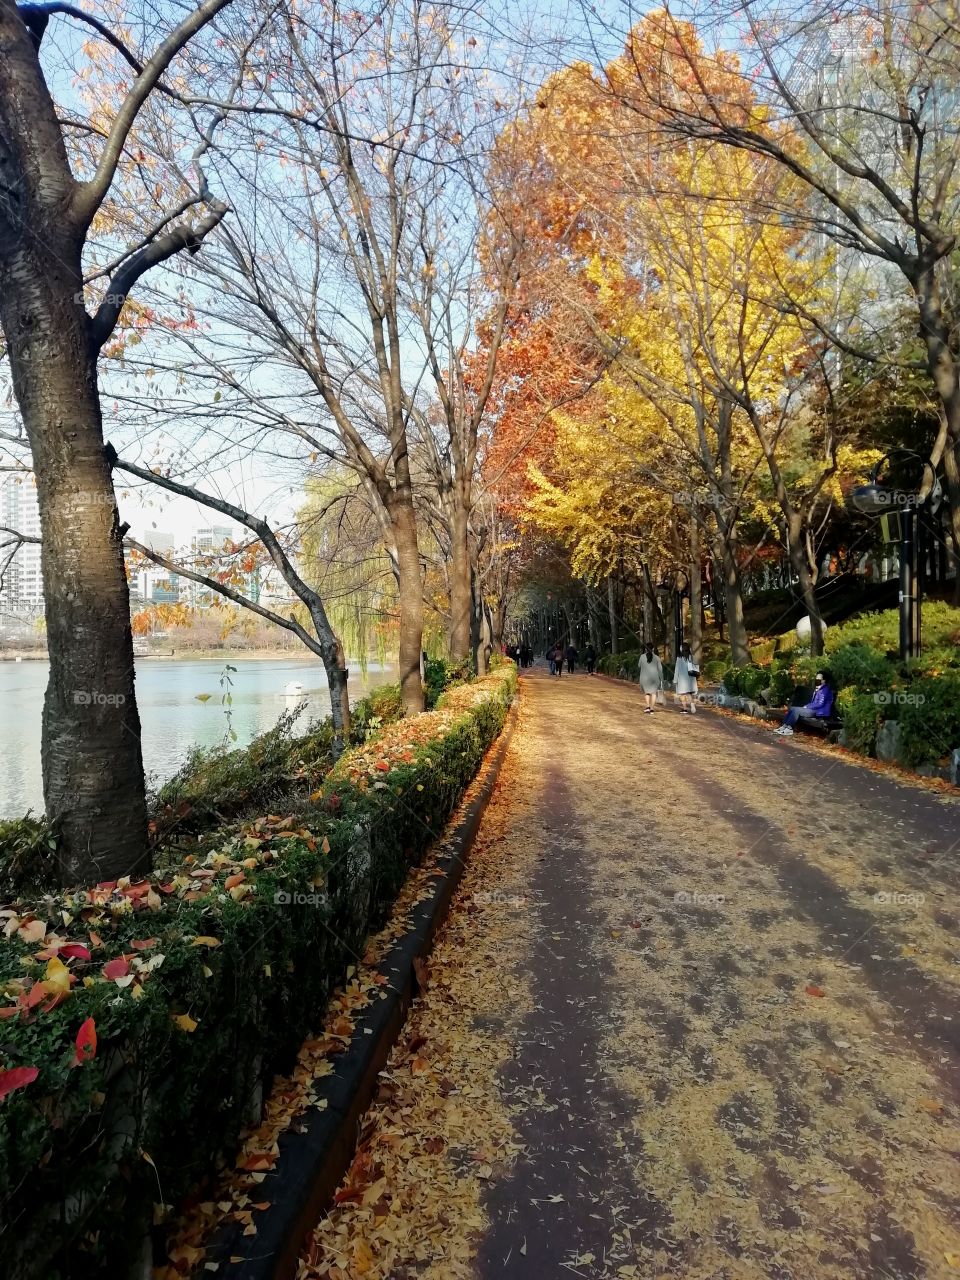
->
<box><xmin>207</xmin><ymin>696</ymin><xmax>520</xmax><ymax>1280</ymax></box>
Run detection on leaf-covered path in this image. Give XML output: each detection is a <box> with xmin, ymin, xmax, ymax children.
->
<box><xmin>301</xmin><ymin>667</ymin><xmax>960</xmax><ymax>1280</ymax></box>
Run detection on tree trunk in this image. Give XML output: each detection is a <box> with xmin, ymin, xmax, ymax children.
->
<box><xmin>388</xmin><ymin>498</ymin><xmax>425</xmax><ymax>716</ymax></box>
<box><xmin>914</xmin><ymin>263</ymin><xmax>960</xmax><ymax>600</ymax></box>
<box><xmin>447</xmin><ymin>500</ymin><xmax>472</xmax><ymax>661</ymax></box>
<box><xmin>607</xmin><ymin>575</ymin><xmax>619</xmax><ymax>654</ymax></box>
<box><xmin>319</xmin><ymin>630</ymin><xmax>350</xmax><ymax>754</ymax></box>
<box><xmin>940</xmin><ymin>438</ymin><xmax>960</xmax><ymax>604</ymax></box>
<box><xmin>689</xmin><ymin>511</ymin><xmax>702</xmax><ymax>661</ymax></box>
<box><xmin>480</xmin><ymin>601</ymin><xmax>494</xmax><ymax>674</ymax></box>
<box><xmin>719</xmin><ymin>539</ymin><xmax>750</xmax><ymax>666</ymax></box>
<box><xmin>471</xmin><ymin>571</ymin><xmax>487</xmax><ymax>675</ymax></box>
<box><xmin>1</xmin><ymin>261</ymin><xmax>148</xmax><ymax>884</ymax></box>
<box><xmin>788</xmin><ymin>523</ymin><xmax>825</xmax><ymax>657</ymax></box>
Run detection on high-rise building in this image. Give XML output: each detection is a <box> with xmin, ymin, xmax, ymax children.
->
<box><xmin>0</xmin><ymin>475</ymin><xmax>43</xmax><ymax>607</ymax></box>
<box><xmin>192</xmin><ymin>525</ymin><xmax>234</xmax><ymax>555</ymax></box>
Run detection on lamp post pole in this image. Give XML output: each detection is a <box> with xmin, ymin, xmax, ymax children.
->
<box><xmin>850</xmin><ymin>450</ymin><xmax>932</xmax><ymax>662</ymax></box>
<box><xmin>900</xmin><ymin>505</ymin><xmax>921</xmax><ymax>660</ymax></box>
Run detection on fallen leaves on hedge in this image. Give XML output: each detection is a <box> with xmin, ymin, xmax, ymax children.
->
<box><xmin>0</xmin><ymin>1065</ymin><xmax>39</xmax><ymax>1100</ymax></box>
<box><xmin>72</xmin><ymin>1018</ymin><xmax>97</xmax><ymax>1067</ymax></box>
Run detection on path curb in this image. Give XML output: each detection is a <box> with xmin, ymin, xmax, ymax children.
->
<box><xmin>207</xmin><ymin>696</ymin><xmax>520</xmax><ymax>1280</ymax></box>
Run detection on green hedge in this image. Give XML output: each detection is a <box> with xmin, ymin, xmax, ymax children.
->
<box><xmin>0</xmin><ymin>666</ymin><xmax>516</xmax><ymax>1279</ymax></box>
<box><xmin>836</xmin><ymin>687</ymin><xmax>883</xmax><ymax>755</ymax></box>
<box><xmin>898</xmin><ymin>673</ymin><xmax>960</xmax><ymax>767</ymax></box>
<box><xmin>597</xmin><ymin>651</ymin><xmax>675</xmax><ymax>683</ymax></box>
<box><xmin>723</xmin><ymin>637</ymin><xmax>960</xmax><ymax>771</ymax></box>
<box><xmin>824</xmin><ymin>601</ymin><xmax>960</xmax><ymax>655</ymax></box>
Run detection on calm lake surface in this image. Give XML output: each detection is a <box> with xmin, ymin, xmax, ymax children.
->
<box><xmin>0</xmin><ymin>657</ymin><xmax>399</xmax><ymax>818</ymax></box>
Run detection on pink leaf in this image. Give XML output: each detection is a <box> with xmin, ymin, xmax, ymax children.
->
<box><xmin>0</xmin><ymin>1066</ymin><xmax>39</xmax><ymax>1100</ymax></box>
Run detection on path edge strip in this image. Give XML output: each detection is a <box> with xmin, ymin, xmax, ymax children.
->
<box><xmin>208</xmin><ymin>693</ymin><xmax>521</xmax><ymax>1280</ymax></box>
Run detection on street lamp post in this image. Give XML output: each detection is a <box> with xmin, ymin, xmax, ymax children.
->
<box><xmin>849</xmin><ymin>451</ymin><xmax>934</xmax><ymax>661</ymax></box>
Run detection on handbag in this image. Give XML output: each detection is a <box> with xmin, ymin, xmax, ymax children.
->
<box><xmin>656</xmin><ymin>687</ymin><xmax>667</xmax><ymax>705</ymax></box>
<box><xmin>688</xmin><ymin>663</ymin><xmax>700</xmax><ymax>678</ymax></box>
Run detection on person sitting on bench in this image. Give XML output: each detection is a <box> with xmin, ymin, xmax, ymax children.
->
<box><xmin>773</xmin><ymin>671</ymin><xmax>835</xmax><ymax>737</ymax></box>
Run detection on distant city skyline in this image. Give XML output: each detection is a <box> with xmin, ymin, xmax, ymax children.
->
<box><xmin>0</xmin><ymin>473</ymin><xmax>303</xmax><ymax>613</ymax></box>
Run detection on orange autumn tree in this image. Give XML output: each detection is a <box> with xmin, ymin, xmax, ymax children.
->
<box><xmin>481</xmin><ymin>63</ymin><xmax>626</xmax><ymax>516</ymax></box>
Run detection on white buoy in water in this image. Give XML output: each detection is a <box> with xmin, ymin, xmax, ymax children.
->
<box><xmin>285</xmin><ymin>681</ymin><xmax>304</xmax><ymax>696</ymax></box>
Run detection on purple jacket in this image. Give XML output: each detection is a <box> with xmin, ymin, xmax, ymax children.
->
<box><xmin>806</xmin><ymin>684</ymin><xmax>834</xmax><ymax>718</ymax></box>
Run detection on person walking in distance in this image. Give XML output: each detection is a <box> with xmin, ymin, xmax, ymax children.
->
<box><xmin>552</xmin><ymin>641</ymin><xmax>564</xmax><ymax>678</ymax></box>
<box><xmin>565</xmin><ymin>640</ymin><xmax>578</xmax><ymax>674</ymax></box>
<box><xmin>584</xmin><ymin>642</ymin><xmax>597</xmax><ymax>675</ymax></box>
<box><xmin>673</xmin><ymin>642</ymin><xmax>700</xmax><ymax>714</ymax></box>
<box><xmin>638</xmin><ymin>643</ymin><xmax>664</xmax><ymax>713</ymax></box>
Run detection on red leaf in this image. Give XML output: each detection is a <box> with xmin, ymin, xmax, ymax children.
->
<box><xmin>102</xmin><ymin>956</ymin><xmax>130</xmax><ymax>982</ymax></box>
<box><xmin>0</xmin><ymin>1066</ymin><xmax>39</xmax><ymax>1100</ymax></box>
<box><xmin>96</xmin><ymin>881</ymin><xmax>118</xmax><ymax>892</ymax></box>
<box><xmin>122</xmin><ymin>881</ymin><xmax>151</xmax><ymax>900</ymax></box>
<box><xmin>374</xmin><ymin>760</ymin><xmax>391</xmax><ymax>772</ymax></box>
<box><xmin>129</xmin><ymin>938</ymin><xmax>158</xmax><ymax>951</ymax></box>
<box><xmin>224</xmin><ymin>872</ymin><xmax>245</xmax><ymax>890</ymax></box>
<box><xmin>73</xmin><ymin>1017</ymin><xmax>97</xmax><ymax>1067</ymax></box>
<box><xmin>58</xmin><ymin>943</ymin><xmax>91</xmax><ymax>962</ymax></box>
<box><xmin>804</xmin><ymin>983</ymin><xmax>826</xmax><ymax>998</ymax></box>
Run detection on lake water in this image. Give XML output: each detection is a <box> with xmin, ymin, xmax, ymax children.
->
<box><xmin>0</xmin><ymin>657</ymin><xmax>399</xmax><ymax>818</ymax></box>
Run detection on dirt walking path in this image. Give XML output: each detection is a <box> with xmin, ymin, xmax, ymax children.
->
<box><xmin>300</xmin><ymin>667</ymin><xmax>960</xmax><ymax>1280</ymax></box>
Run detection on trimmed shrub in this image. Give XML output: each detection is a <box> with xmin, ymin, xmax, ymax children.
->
<box><xmin>897</xmin><ymin>673</ymin><xmax>960</xmax><ymax>767</ymax></box>
<box><xmin>0</xmin><ymin>817</ymin><xmax>57</xmax><ymax>898</ymax></box>
<box><xmin>721</xmin><ymin>666</ymin><xmax>741</xmax><ymax>695</ymax></box>
<box><xmin>827</xmin><ymin>643</ymin><xmax>896</xmax><ymax>694</ymax></box>
<box><xmin>0</xmin><ymin>666</ymin><xmax>516</xmax><ymax>1280</ymax></box>
<box><xmin>738</xmin><ymin>666</ymin><xmax>769</xmax><ymax>701</ymax></box>
<box><xmin>598</xmin><ymin>650</ymin><xmax>641</xmax><ymax>679</ymax></box>
<box><xmin>701</xmin><ymin>657</ymin><xmax>727</xmax><ymax>681</ymax></box>
<box><xmin>837</xmin><ymin>688</ymin><xmax>883</xmax><ymax>755</ymax></box>
<box><xmin>825</xmin><ymin>601</ymin><xmax>960</xmax><ymax>656</ymax></box>
<box><xmin>424</xmin><ymin>657</ymin><xmax>471</xmax><ymax>708</ymax></box>
<box><xmin>766</xmin><ymin>663</ymin><xmax>797</xmax><ymax>708</ymax></box>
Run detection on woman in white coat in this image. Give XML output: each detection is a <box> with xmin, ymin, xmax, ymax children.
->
<box><xmin>637</xmin><ymin>643</ymin><xmax>664</xmax><ymax>714</ymax></box>
<box><xmin>673</xmin><ymin>642</ymin><xmax>699</xmax><ymax>714</ymax></box>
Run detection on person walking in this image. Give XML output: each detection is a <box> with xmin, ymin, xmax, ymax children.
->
<box><xmin>565</xmin><ymin>641</ymin><xmax>578</xmax><ymax>674</ymax></box>
<box><xmin>552</xmin><ymin>642</ymin><xmax>564</xmax><ymax>678</ymax></box>
<box><xmin>673</xmin><ymin>642</ymin><xmax>700</xmax><ymax>714</ymax></box>
<box><xmin>584</xmin><ymin>642</ymin><xmax>596</xmax><ymax>675</ymax></box>
<box><xmin>638</xmin><ymin>643</ymin><xmax>664</xmax><ymax>713</ymax></box>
